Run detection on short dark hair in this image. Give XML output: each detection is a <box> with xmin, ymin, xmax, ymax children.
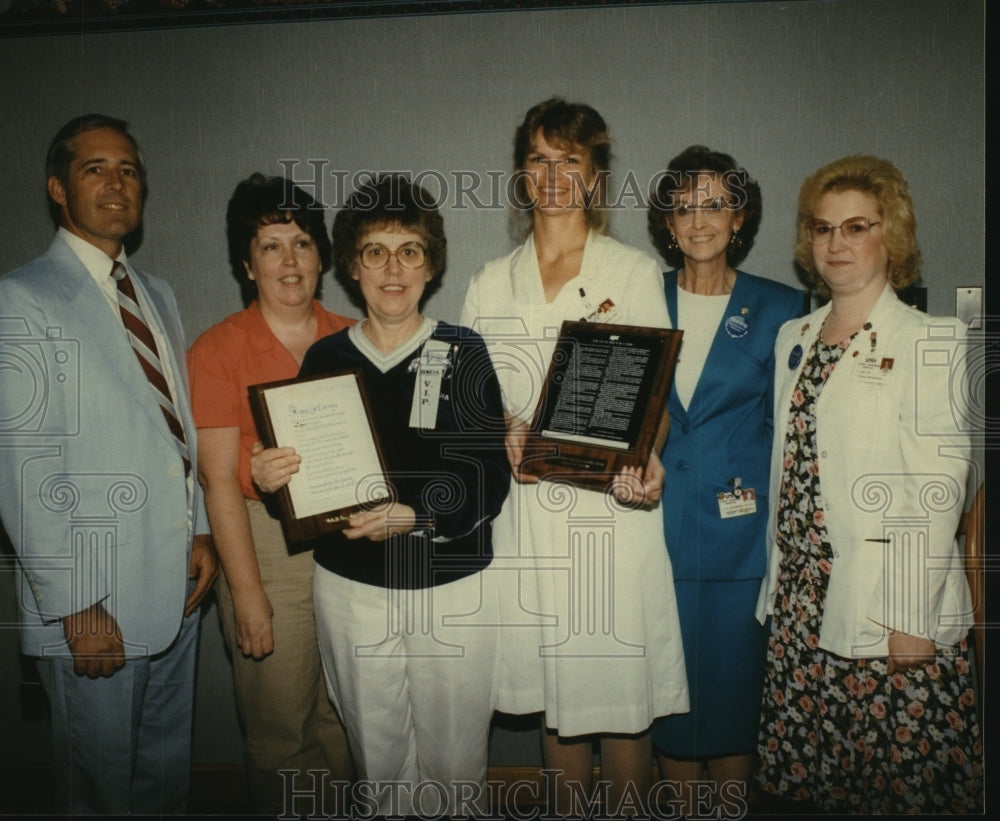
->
<box><xmin>647</xmin><ymin>145</ymin><xmax>762</xmax><ymax>270</ymax></box>
<box><xmin>226</xmin><ymin>173</ymin><xmax>332</xmax><ymax>307</ymax></box>
<box><xmin>511</xmin><ymin>97</ymin><xmax>612</xmax><ymax>237</ymax></box>
<box><xmin>331</xmin><ymin>175</ymin><xmax>446</xmax><ymax>310</ymax></box>
<box><xmin>45</xmin><ymin>114</ymin><xmax>147</xmax><ymax>229</ymax></box>
<box><xmin>794</xmin><ymin>155</ymin><xmax>920</xmax><ymax>296</ymax></box>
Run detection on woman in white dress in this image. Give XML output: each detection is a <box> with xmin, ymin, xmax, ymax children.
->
<box><xmin>461</xmin><ymin>98</ymin><xmax>688</xmax><ymax>815</ymax></box>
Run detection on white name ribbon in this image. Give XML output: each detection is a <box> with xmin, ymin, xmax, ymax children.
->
<box><xmin>409</xmin><ymin>339</ymin><xmax>451</xmax><ymax>429</ymax></box>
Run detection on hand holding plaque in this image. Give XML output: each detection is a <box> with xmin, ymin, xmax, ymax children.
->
<box><xmin>248</xmin><ymin>370</ymin><xmax>391</xmax><ymax>546</ymax></box>
<box><xmin>519</xmin><ymin>321</ymin><xmax>682</xmax><ymax>492</ymax></box>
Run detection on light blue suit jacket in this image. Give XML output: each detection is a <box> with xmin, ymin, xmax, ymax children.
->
<box><xmin>660</xmin><ymin>270</ymin><xmax>803</xmax><ymax>581</ymax></box>
<box><xmin>0</xmin><ymin>233</ymin><xmax>208</xmax><ymax>658</ymax></box>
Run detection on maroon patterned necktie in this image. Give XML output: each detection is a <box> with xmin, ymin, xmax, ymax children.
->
<box><xmin>111</xmin><ymin>261</ymin><xmax>191</xmax><ymax>475</ymax></box>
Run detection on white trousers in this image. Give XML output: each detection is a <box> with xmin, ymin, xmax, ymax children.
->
<box><xmin>314</xmin><ymin>566</ymin><xmax>499</xmax><ymax>816</ymax></box>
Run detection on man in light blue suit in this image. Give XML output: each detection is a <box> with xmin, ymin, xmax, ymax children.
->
<box><xmin>0</xmin><ymin>114</ymin><xmax>217</xmax><ymax>814</ymax></box>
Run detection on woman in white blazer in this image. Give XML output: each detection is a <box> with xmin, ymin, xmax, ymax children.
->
<box><xmin>755</xmin><ymin>156</ymin><xmax>982</xmax><ymax>813</ymax></box>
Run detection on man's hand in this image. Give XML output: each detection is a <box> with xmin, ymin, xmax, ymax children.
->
<box><xmin>185</xmin><ymin>534</ymin><xmax>219</xmax><ymax>616</ymax></box>
<box><xmin>62</xmin><ymin>603</ymin><xmax>125</xmax><ymax>678</ymax></box>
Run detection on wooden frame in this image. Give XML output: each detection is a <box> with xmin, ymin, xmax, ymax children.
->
<box><xmin>248</xmin><ymin>369</ymin><xmax>391</xmax><ymax>547</ymax></box>
<box><xmin>520</xmin><ymin>321</ymin><xmax>682</xmax><ymax>491</ymax></box>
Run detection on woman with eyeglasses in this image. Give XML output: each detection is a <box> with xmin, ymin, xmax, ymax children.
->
<box><xmin>188</xmin><ymin>174</ymin><xmax>355</xmax><ymax>812</ymax></box>
<box><xmin>250</xmin><ymin>175</ymin><xmax>509</xmax><ymax>815</ymax></box>
<box><xmin>755</xmin><ymin>155</ymin><xmax>982</xmax><ymax>812</ymax></box>
<box><xmin>645</xmin><ymin>147</ymin><xmax>801</xmax><ymax>813</ymax></box>
<box><xmin>461</xmin><ymin>98</ymin><xmax>689</xmax><ymax>814</ymax></box>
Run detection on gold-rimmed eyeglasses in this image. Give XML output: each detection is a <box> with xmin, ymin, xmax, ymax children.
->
<box><xmin>357</xmin><ymin>242</ymin><xmax>427</xmax><ymax>270</ymax></box>
<box><xmin>808</xmin><ymin>217</ymin><xmax>881</xmax><ymax>245</ymax></box>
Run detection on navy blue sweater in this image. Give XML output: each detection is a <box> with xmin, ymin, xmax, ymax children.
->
<box><xmin>302</xmin><ymin>321</ymin><xmax>510</xmax><ymax>589</ymax></box>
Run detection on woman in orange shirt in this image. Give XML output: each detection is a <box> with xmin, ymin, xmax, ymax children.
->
<box><xmin>187</xmin><ymin>173</ymin><xmax>354</xmax><ymax>813</ymax></box>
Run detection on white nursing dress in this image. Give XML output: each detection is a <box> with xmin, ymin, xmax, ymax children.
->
<box><xmin>461</xmin><ymin>231</ymin><xmax>689</xmax><ymax>736</ymax></box>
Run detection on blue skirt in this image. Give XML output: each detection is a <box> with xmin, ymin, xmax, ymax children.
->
<box><xmin>651</xmin><ymin>578</ymin><xmax>768</xmax><ymax>758</ymax></box>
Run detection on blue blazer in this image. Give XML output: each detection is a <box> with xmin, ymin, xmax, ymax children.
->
<box><xmin>661</xmin><ymin>270</ymin><xmax>802</xmax><ymax>581</ymax></box>
<box><xmin>0</xmin><ymin>233</ymin><xmax>208</xmax><ymax>658</ymax></box>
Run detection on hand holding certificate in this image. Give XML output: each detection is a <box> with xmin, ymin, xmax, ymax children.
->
<box><xmin>249</xmin><ymin>370</ymin><xmax>391</xmax><ymax>546</ymax></box>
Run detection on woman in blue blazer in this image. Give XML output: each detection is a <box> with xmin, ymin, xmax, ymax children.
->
<box><xmin>647</xmin><ymin>146</ymin><xmax>802</xmax><ymax>812</ymax></box>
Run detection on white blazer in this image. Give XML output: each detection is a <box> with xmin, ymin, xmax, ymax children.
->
<box><xmin>756</xmin><ymin>284</ymin><xmax>973</xmax><ymax>658</ymax></box>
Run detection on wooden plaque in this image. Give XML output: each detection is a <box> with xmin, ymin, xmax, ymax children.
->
<box><xmin>248</xmin><ymin>370</ymin><xmax>391</xmax><ymax>547</ymax></box>
<box><xmin>520</xmin><ymin>321</ymin><xmax>682</xmax><ymax>491</ymax></box>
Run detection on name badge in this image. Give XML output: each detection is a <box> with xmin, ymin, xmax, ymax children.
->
<box><xmin>583</xmin><ymin>297</ymin><xmax>621</xmax><ymax>323</ymax></box>
<box><xmin>409</xmin><ymin>340</ymin><xmax>451</xmax><ymax>429</ymax></box>
<box><xmin>854</xmin><ymin>355</ymin><xmax>894</xmax><ymax>384</ymax></box>
<box><xmin>718</xmin><ymin>487</ymin><xmax>757</xmax><ymax>518</ymax></box>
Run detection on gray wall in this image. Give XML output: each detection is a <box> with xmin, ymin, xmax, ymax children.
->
<box><xmin>0</xmin><ymin>0</ymin><xmax>985</xmax><ymax>770</ymax></box>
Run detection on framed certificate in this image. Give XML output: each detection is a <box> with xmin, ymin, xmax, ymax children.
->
<box><xmin>520</xmin><ymin>321</ymin><xmax>683</xmax><ymax>490</ymax></box>
<box><xmin>248</xmin><ymin>370</ymin><xmax>391</xmax><ymax>546</ymax></box>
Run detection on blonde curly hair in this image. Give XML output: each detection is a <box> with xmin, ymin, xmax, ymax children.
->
<box><xmin>795</xmin><ymin>155</ymin><xmax>921</xmax><ymax>297</ymax></box>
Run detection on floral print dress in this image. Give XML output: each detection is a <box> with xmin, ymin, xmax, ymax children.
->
<box><xmin>756</xmin><ymin>334</ymin><xmax>983</xmax><ymax>814</ymax></box>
